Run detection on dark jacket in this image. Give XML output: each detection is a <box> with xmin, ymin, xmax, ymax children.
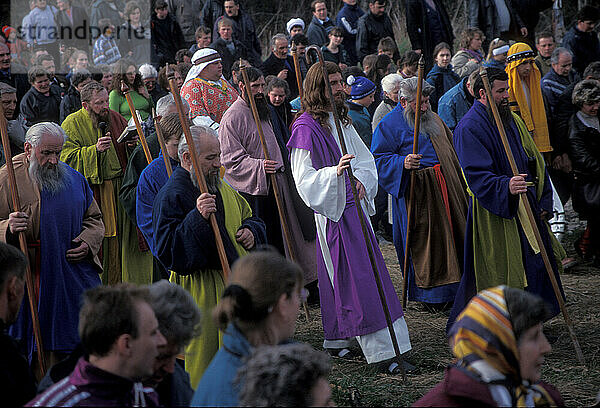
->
<box><xmin>0</xmin><ymin>66</ymin><xmax>30</xmax><ymax>114</ymax></box>
<box><xmin>335</xmin><ymin>3</ymin><xmax>365</xmax><ymax>66</ymax></box>
<box><xmin>214</xmin><ymin>12</ymin><xmax>261</xmax><ymax>66</ymax></box>
<box><xmin>306</xmin><ymin>16</ymin><xmax>335</xmax><ymax>47</ymax></box>
<box><xmin>562</xmin><ymin>25</ymin><xmax>600</xmax><ymax>76</ymax></box>
<box><xmin>261</xmin><ymin>53</ymin><xmax>299</xmax><ymax>100</ymax></box>
<box><xmin>167</xmin><ymin>0</ymin><xmax>203</xmax><ymax>44</ymax></box>
<box><xmin>209</xmin><ymin>37</ymin><xmax>247</xmax><ymax>81</ymax></box>
<box><xmin>118</xmin><ymin>21</ymin><xmax>152</xmax><ymax>63</ymax></box>
<box><xmin>552</xmin><ymin>81</ymin><xmax>578</xmax><ymax>156</ymax></box>
<box><xmin>90</xmin><ymin>0</ymin><xmax>124</xmax><ymax>31</ymax></box>
<box><xmin>426</xmin><ymin>64</ymin><xmax>460</xmax><ymax>112</ymax></box>
<box><xmin>60</xmin><ymin>85</ymin><xmax>82</xmax><ymax>123</ymax></box>
<box><xmin>568</xmin><ymin>113</ymin><xmax>600</xmax><ymax>218</ymax></box>
<box><xmin>321</xmin><ymin>45</ymin><xmax>349</xmax><ymax>67</ymax></box>
<box><xmin>202</xmin><ymin>0</ymin><xmax>224</xmax><ymax>33</ymax></box>
<box><xmin>541</xmin><ymin>68</ymin><xmax>579</xmax><ymax>116</ymax></box>
<box><xmin>406</xmin><ymin>0</ymin><xmax>454</xmax><ymax>68</ymax></box>
<box><xmin>438</xmin><ymin>77</ymin><xmax>474</xmax><ymax>130</ymax></box>
<box><xmin>356</xmin><ymin>12</ymin><xmax>396</xmax><ymax>62</ymax></box>
<box><xmin>512</xmin><ymin>0</ymin><xmax>553</xmax><ymax>45</ymax></box>
<box><xmin>414</xmin><ymin>366</ymin><xmax>563</xmax><ymax>407</ymax></box>
<box><xmin>347</xmin><ymin>100</ymin><xmax>373</xmax><ymax>148</ymax></box>
<box><xmin>0</xmin><ymin>319</ymin><xmax>37</xmax><ymax>407</ymax></box>
<box><xmin>468</xmin><ymin>0</ymin><xmax>525</xmax><ymax>44</ymax></box>
<box><xmin>54</xmin><ymin>5</ymin><xmax>90</xmax><ymax>50</ymax></box>
<box><xmin>151</xmin><ymin>13</ymin><xmax>185</xmax><ymax>67</ymax></box>
<box><xmin>20</xmin><ymin>85</ymin><xmax>62</xmax><ymax>126</ymax></box>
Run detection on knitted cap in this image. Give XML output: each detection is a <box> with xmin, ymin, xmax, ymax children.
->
<box><xmin>286</xmin><ymin>18</ymin><xmax>305</xmax><ymax>34</ymax></box>
<box><xmin>347</xmin><ymin>75</ymin><xmax>376</xmax><ymax>100</ymax></box>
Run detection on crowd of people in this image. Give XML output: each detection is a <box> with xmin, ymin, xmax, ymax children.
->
<box><xmin>0</xmin><ymin>0</ymin><xmax>598</xmax><ymax>406</ymax></box>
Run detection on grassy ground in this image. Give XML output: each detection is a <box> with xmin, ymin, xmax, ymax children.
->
<box><xmin>293</xmin><ymin>226</ymin><xmax>600</xmax><ymax>406</ymax></box>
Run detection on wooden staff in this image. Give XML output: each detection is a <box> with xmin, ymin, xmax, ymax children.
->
<box><xmin>238</xmin><ymin>61</ymin><xmax>310</xmax><ymax>320</ymax></box>
<box><xmin>479</xmin><ymin>67</ymin><xmax>585</xmax><ymax>365</ymax></box>
<box><xmin>0</xmin><ymin>103</ymin><xmax>46</xmax><ymax>374</ymax></box>
<box><xmin>151</xmin><ymin>107</ymin><xmax>173</xmax><ymax>177</ymax></box>
<box><xmin>290</xmin><ymin>43</ymin><xmax>304</xmax><ymax>108</ymax></box>
<box><xmin>166</xmin><ymin>65</ymin><xmax>231</xmax><ymax>280</ymax></box>
<box><xmin>306</xmin><ymin>46</ymin><xmax>406</xmax><ymax>379</ymax></box>
<box><xmin>401</xmin><ymin>55</ymin><xmax>425</xmax><ymax>309</ymax></box>
<box><xmin>121</xmin><ymin>81</ymin><xmax>152</xmax><ymax>165</ymax></box>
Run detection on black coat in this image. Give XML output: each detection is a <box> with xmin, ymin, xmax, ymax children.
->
<box><xmin>20</xmin><ymin>86</ymin><xmax>62</xmax><ymax>126</ymax></box>
<box><xmin>568</xmin><ymin>114</ymin><xmax>600</xmax><ymax>218</ymax></box>
<box><xmin>0</xmin><ymin>319</ymin><xmax>37</xmax><ymax>406</ymax></box>
<box><xmin>213</xmin><ymin>12</ymin><xmax>261</xmax><ymax>66</ymax></box>
<box><xmin>60</xmin><ymin>85</ymin><xmax>82</xmax><ymax>123</ymax></box>
<box><xmin>209</xmin><ymin>38</ymin><xmax>247</xmax><ymax>81</ymax></box>
<box><xmin>261</xmin><ymin>53</ymin><xmax>299</xmax><ymax>100</ymax></box>
<box><xmin>512</xmin><ymin>0</ymin><xmax>553</xmax><ymax>45</ymax></box>
<box><xmin>562</xmin><ymin>25</ymin><xmax>600</xmax><ymax>77</ymax></box>
<box><xmin>54</xmin><ymin>5</ymin><xmax>90</xmax><ymax>50</ymax></box>
<box><xmin>167</xmin><ymin>0</ymin><xmax>203</xmax><ymax>44</ymax></box>
<box><xmin>468</xmin><ymin>0</ymin><xmax>525</xmax><ymax>44</ymax></box>
<box><xmin>406</xmin><ymin>0</ymin><xmax>454</xmax><ymax>67</ymax></box>
<box><xmin>151</xmin><ymin>13</ymin><xmax>185</xmax><ymax>66</ymax></box>
<box><xmin>202</xmin><ymin>0</ymin><xmax>224</xmax><ymax>34</ymax></box>
<box><xmin>356</xmin><ymin>12</ymin><xmax>397</xmax><ymax>62</ymax></box>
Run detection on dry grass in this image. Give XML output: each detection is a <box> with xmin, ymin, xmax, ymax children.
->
<box><xmin>293</xmin><ymin>233</ymin><xmax>600</xmax><ymax>406</ymax></box>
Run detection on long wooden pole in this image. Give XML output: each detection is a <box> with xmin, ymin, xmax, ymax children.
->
<box><xmin>121</xmin><ymin>81</ymin><xmax>152</xmax><ymax>165</ymax></box>
<box><xmin>238</xmin><ymin>62</ymin><xmax>310</xmax><ymax>320</ymax></box>
<box><xmin>0</xmin><ymin>104</ymin><xmax>46</xmax><ymax>374</ymax></box>
<box><xmin>290</xmin><ymin>43</ymin><xmax>304</xmax><ymax>108</ymax></box>
<box><xmin>401</xmin><ymin>56</ymin><xmax>425</xmax><ymax>309</ymax></box>
<box><xmin>151</xmin><ymin>108</ymin><xmax>173</xmax><ymax>177</ymax></box>
<box><xmin>306</xmin><ymin>46</ymin><xmax>406</xmax><ymax>379</ymax></box>
<box><xmin>166</xmin><ymin>66</ymin><xmax>231</xmax><ymax>280</ymax></box>
<box><xmin>479</xmin><ymin>67</ymin><xmax>584</xmax><ymax>365</ymax></box>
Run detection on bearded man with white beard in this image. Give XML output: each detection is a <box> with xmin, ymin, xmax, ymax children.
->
<box><xmin>371</xmin><ymin>77</ymin><xmax>468</xmax><ymax>307</ymax></box>
<box><xmin>152</xmin><ymin>125</ymin><xmax>266</xmax><ymax>387</ymax></box>
<box><xmin>218</xmin><ymin>67</ymin><xmax>318</xmax><ymax>286</ymax></box>
<box><xmin>0</xmin><ymin>122</ymin><xmax>104</xmax><ymax>372</ymax></box>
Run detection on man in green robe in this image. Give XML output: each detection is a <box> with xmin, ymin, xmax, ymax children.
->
<box><xmin>61</xmin><ymin>81</ymin><xmax>130</xmax><ymax>284</ymax></box>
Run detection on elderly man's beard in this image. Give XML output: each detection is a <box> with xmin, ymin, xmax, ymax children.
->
<box><xmin>402</xmin><ymin>104</ymin><xmax>442</xmax><ymax>137</ymax></box>
<box><xmin>485</xmin><ymin>98</ymin><xmax>512</xmax><ymax>128</ymax></box>
<box><xmin>89</xmin><ymin>107</ymin><xmax>111</xmax><ymax>130</ymax></box>
<box><xmin>244</xmin><ymin>92</ymin><xmax>270</xmax><ymax>121</ymax></box>
<box><xmin>190</xmin><ymin>167</ymin><xmax>221</xmax><ymax>194</ymax></box>
<box><xmin>29</xmin><ymin>154</ymin><xmax>69</xmax><ymax>194</ymax></box>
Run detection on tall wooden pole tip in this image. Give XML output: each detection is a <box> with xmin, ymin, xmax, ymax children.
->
<box><xmin>418</xmin><ymin>54</ymin><xmax>425</xmax><ymax>68</ymax></box>
<box><xmin>479</xmin><ymin>66</ymin><xmax>488</xmax><ymax>78</ymax></box>
<box><xmin>120</xmin><ymin>80</ymin><xmax>130</xmax><ymax>93</ymax></box>
<box><xmin>305</xmin><ymin>45</ymin><xmax>321</xmax><ymax>66</ymax></box>
<box><xmin>166</xmin><ymin>64</ymin><xmax>175</xmax><ymax>81</ymax></box>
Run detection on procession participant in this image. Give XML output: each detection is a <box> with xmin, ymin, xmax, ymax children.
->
<box><xmin>181</xmin><ymin>48</ymin><xmax>239</xmax><ymax>130</ymax></box>
<box><xmin>288</xmin><ymin>61</ymin><xmax>413</xmax><ymax>374</ymax></box>
<box><xmin>0</xmin><ymin>123</ymin><xmax>104</xmax><ymax>371</ymax></box>
<box><xmin>219</xmin><ymin>67</ymin><xmax>317</xmax><ymax>284</ymax></box>
<box><xmin>61</xmin><ymin>81</ymin><xmax>129</xmax><ymax>285</ymax></box>
<box><xmin>152</xmin><ymin>125</ymin><xmax>266</xmax><ymax>387</ymax></box>
<box><xmin>371</xmin><ymin>77</ymin><xmax>468</xmax><ymax>305</ymax></box>
<box><xmin>449</xmin><ymin>67</ymin><xmax>565</xmax><ymax>331</ymax></box>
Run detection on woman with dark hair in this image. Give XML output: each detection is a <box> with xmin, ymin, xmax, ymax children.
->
<box><xmin>569</xmin><ymin>79</ymin><xmax>600</xmax><ymax>267</ymax></box>
<box><xmin>451</xmin><ymin>28</ymin><xmax>485</xmax><ymax>78</ymax></box>
<box><xmin>321</xmin><ymin>26</ymin><xmax>349</xmax><ymax>70</ymax></box>
<box><xmin>266</xmin><ymin>77</ymin><xmax>293</xmax><ymax>128</ymax></box>
<box><xmin>108</xmin><ymin>59</ymin><xmax>152</xmax><ymax>121</ymax></box>
<box><xmin>191</xmin><ymin>251</ymin><xmax>305</xmax><ymax>406</ymax></box>
<box><xmin>365</xmin><ymin>53</ymin><xmax>392</xmax><ymax>116</ymax></box>
<box><xmin>397</xmin><ymin>50</ymin><xmax>420</xmax><ymax>79</ymax></box>
<box><xmin>415</xmin><ymin>286</ymin><xmax>563</xmax><ymax>406</ymax></box>
<box><xmin>426</xmin><ymin>42</ymin><xmax>460</xmax><ymax>112</ymax></box>
<box><xmin>119</xmin><ymin>1</ymin><xmax>151</xmax><ymax>63</ymax></box>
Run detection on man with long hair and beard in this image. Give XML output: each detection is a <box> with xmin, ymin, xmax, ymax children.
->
<box><xmin>0</xmin><ymin>122</ymin><xmax>104</xmax><ymax>376</ymax></box>
<box><xmin>61</xmin><ymin>81</ymin><xmax>129</xmax><ymax>285</ymax></box>
<box><xmin>448</xmin><ymin>67</ymin><xmax>566</xmax><ymax>332</ymax></box>
<box><xmin>371</xmin><ymin>77</ymin><xmax>468</xmax><ymax>308</ymax></box>
<box><xmin>287</xmin><ymin>61</ymin><xmax>414</xmax><ymax>375</ymax></box>
<box><xmin>219</xmin><ymin>66</ymin><xmax>318</xmax><ymax>287</ymax></box>
<box><xmin>152</xmin><ymin>125</ymin><xmax>266</xmax><ymax>387</ymax></box>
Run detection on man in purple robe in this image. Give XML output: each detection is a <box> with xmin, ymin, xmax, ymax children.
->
<box><xmin>288</xmin><ymin>61</ymin><xmax>414</xmax><ymax>374</ymax></box>
<box><xmin>0</xmin><ymin>122</ymin><xmax>104</xmax><ymax>371</ymax></box>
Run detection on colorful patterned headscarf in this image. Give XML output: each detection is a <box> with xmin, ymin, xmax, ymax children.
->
<box><xmin>506</xmin><ymin>43</ymin><xmax>552</xmax><ymax>153</ymax></box>
<box><xmin>449</xmin><ymin>286</ymin><xmax>556</xmax><ymax>407</ymax></box>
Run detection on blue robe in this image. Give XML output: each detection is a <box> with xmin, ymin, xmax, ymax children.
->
<box><xmin>448</xmin><ymin>101</ymin><xmax>564</xmax><ymax>331</ymax></box>
<box><xmin>10</xmin><ymin>164</ymin><xmax>101</xmax><ymax>361</ymax></box>
<box><xmin>372</xmin><ymin>104</ymin><xmax>461</xmax><ymax>303</ymax></box>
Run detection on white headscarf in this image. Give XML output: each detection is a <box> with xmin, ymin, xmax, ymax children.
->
<box><xmin>184</xmin><ymin>48</ymin><xmax>222</xmax><ymax>85</ymax></box>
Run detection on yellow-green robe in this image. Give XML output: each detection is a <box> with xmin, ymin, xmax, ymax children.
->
<box><xmin>152</xmin><ymin>166</ymin><xmax>266</xmax><ymax>388</ymax></box>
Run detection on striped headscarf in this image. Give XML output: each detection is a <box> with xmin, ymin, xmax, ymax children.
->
<box><xmin>505</xmin><ymin>43</ymin><xmax>552</xmax><ymax>153</ymax></box>
<box><xmin>449</xmin><ymin>286</ymin><xmax>556</xmax><ymax>407</ymax></box>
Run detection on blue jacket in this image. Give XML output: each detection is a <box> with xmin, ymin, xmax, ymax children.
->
<box><xmin>541</xmin><ymin>68</ymin><xmax>579</xmax><ymax>116</ymax></box>
<box><xmin>335</xmin><ymin>3</ymin><xmax>365</xmax><ymax>65</ymax></box>
<box><xmin>562</xmin><ymin>25</ymin><xmax>600</xmax><ymax>76</ymax></box>
<box><xmin>426</xmin><ymin>64</ymin><xmax>460</xmax><ymax>113</ymax></box>
<box><xmin>438</xmin><ymin>77</ymin><xmax>473</xmax><ymax>131</ymax></box>
<box><xmin>482</xmin><ymin>59</ymin><xmax>506</xmax><ymax>70</ymax></box>
<box><xmin>306</xmin><ymin>16</ymin><xmax>335</xmax><ymax>47</ymax></box>
<box><xmin>348</xmin><ymin>100</ymin><xmax>373</xmax><ymax>148</ymax></box>
<box><xmin>191</xmin><ymin>324</ymin><xmax>251</xmax><ymax>407</ymax></box>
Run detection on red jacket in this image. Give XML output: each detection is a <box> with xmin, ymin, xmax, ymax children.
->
<box><xmin>413</xmin><ymin>366</ymin><xmax>564</xmax><ymax>407</ymax></box>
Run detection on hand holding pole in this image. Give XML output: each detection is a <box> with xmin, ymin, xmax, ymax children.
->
<box><xmin>121</xmin><ymin>80</ymin><xmax>152</xmax><ymax>165</ymax></box>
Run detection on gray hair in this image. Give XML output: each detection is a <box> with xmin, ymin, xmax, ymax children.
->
<box><xmin>156</xmin><ymin>94</ymin><xmax>189</xmax><ymax>118</ymax></box>
<box><xmin>177</xmin><ymin>125</ymin><xmax>217</xmax><ymax>161</ymax></box>
<box><xmin>0</xmin><ymin>82</ymin><xmax>17</xmax><ymax>96</ymax></box>
<box><xmin>236</xmin><ymin>343</ymin><xmax>331</xmax><ymax>407</ymax></box>
<box><xmin>27</xmin><ymin>66</ymin><xmax>49</xmax><ymax>84</ymax></box>
<box><xmin>550</xmin><ymin>47</ymin><xmax>572</xmax><ymax>65</ymax></box>
<box><xmin>25</xmin><ymin>122</ymin><xmax>68</xmax><ymax>147</ymax></box>
<box><xmin>572</xmin><ymin>79</ymin><xmax>600</xmax><ymax>108</ymax></box>
<box><xmin>148</xmin><ymin>280</ymin><xmax>201</xmax><ymax>347</ymax></box>
<box><xmin>399</xmin><ymin>76</ymin><xmax>434</xmax><ymax>102</ymax></box>
<box><xmin>71</xmin><ymin>68</ymin><xmax>92</xmax><ymax>87</ymax></box>
<box><xmin>139</xmin><ymin>63</ymin><xmax>158</xmax><ymax>79</ymax></box>
<box><xmin>381</xmin><ymin>73</ymin><xmax>403</xmax><ymax>93</ymax></box>
<box><xmin>271</xmin><ymin>33</ymin><xmax>288</xmax><ymax>49</ymax></box>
